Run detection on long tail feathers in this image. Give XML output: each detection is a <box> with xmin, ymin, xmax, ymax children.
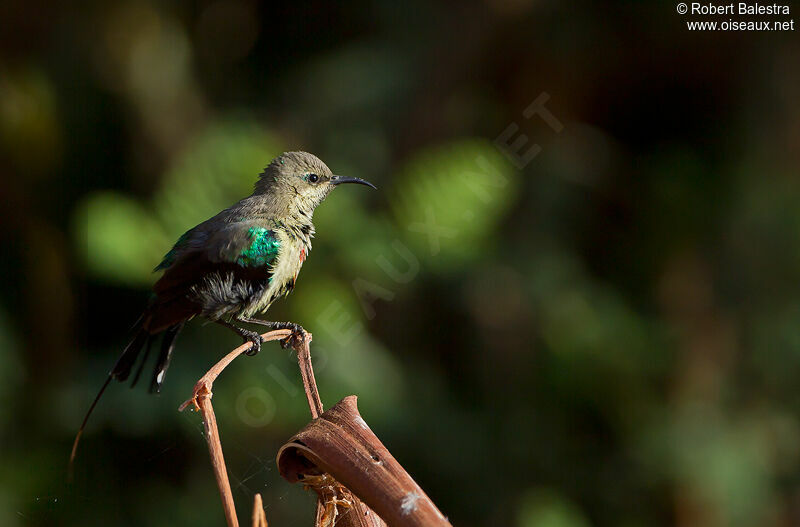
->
<box><xmin>70</xmin><ymin>321</ymin><xmax>184</xmax><ymax>477</ymax></box>
<box><xmin>112</xmin><ymin>326</ymin><xmax>150</xmax><ymax>382</ymax></box>
<box><xmin>69</xmin><ymin>326</ymin><xmax>150</xmax><ymax>478</ymax></box>
<box><xmin>68</xmin><ymin>374</ymin><xmax>112</xmax><ymax>481</ymax></box>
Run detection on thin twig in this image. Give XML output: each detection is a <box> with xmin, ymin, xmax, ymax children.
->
<box><xmin>283</xmin><ymin>335</ymin><xmax>388</xmax><ymax>527</ymax></box>
<box><xmin>283</xmin><ymin>332</ymin><xmax>330</xmax><ymax>524</ymax></box>
<box><xmin>183</xmin><ymin>328</ymin><xmax>394</xmax><ymax>527</ymax></box>
<box><xmin>252</xmin><ymin>493</ymin><xmax>268</xmax><ymax>527</ymax></box>
<box><xmin>292</xmin><ymin>332</ymin><xmax>323</xmax><ymax>418</ymax></box>
<box><xmin>197</xmin><ymin>394</ymin><xmax>239</xmax><ymax>527</ymax></box>
<box><xmin>179</xmin><ymin>329</ymin><xmax>291</xmax><ymax>527</ymax></box>
<box><xmin>179</xmin><ymin>329</ymin><xmax>292</xmax><ymax>412</ymax></box>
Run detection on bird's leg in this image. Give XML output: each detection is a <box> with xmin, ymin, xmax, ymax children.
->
<box><xmin>237</xmin><ymin>316</ymin><xmax>306</xmax><ymax>349</ymax></box>
<box><xmin>215</xmin><ymin>319</ymin><xmax>264</xmax><ymax>356</ymax></box>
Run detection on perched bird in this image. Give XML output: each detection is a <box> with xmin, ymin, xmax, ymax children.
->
<box><xmin>71</xmin><ymin>151</ymin><xmax>375</xmax><ymax>465</ymax></box>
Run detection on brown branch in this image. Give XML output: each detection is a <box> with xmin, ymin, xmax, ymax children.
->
<box><xmin>289</xmin><ymin>333</ymin><xmax>341</xmax><ymax>527</ymax></box>
<box><xmin>252</xmin><ymin>493</ymin><xmax>268</xmax><ymax>527</ymax></box>
<box><xmin>197</xmin><ymin>394</ymin><xmax>238</xmax><ymax>527</ymax></box>
<box><xmin>179</xmin><ymin>329</ymin><xmax>291</xmax><ymax>527</ymax></box>
<box><xmin>179</xmin><ymin>329</ymin><xmax>292</xmax><ymax>413</ymax></box>
<box><xmin>182</xmin><ymin>329</ymin><xmax>435</xmax><ymax>527</ymax></box>
<box><xmin>277</xmin><ymin>396</ymin><xmax>451</xmax><ymax>527</ymax></box>
<box><xmin>293</xmin><ymin>331</ymin><xmax>323</xmax><ymax>418</ymax></box>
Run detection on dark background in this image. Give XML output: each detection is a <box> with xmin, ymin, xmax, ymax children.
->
<box><xmin>1</xmin><ymin>1</ymin><xmax>799</xmax><ymax>526</ymax></box>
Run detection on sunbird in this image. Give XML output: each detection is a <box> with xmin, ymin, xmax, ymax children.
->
<box><xmin>71</xmin><ymin>152</ymin><xmax>375</xmax><ymax>466</ymax></box>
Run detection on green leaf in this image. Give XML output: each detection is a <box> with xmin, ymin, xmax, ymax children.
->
<box><xmin>391</xmin><ymin>139</ymin><xmax>518</xmax><ymax>269</ymax></box>
<box><xmin>72</xmin><ymin>191</ymin><xmax>168</xmax><ymax>284</ymax></box>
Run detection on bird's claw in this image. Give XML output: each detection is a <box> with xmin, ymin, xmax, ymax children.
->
<box><xmin>243</xmin><ymin>332</ymin><xmax>264</xmax><ymax>356</ymax></box>
<box><xmin>279</xmin><ymin>322</ymin><xmax>306</xmax><ymax>349</ymax></box>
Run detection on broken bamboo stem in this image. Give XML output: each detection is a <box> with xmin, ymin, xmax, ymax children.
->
<box><xmin>277</xmin><ymin>396</ymin><xmax>452</xmax><ymax>527</ymax></box>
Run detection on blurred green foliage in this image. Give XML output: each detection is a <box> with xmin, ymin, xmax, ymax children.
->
<box><xmin>517</xmin><ymin>489</ymin><xmax>590</xmax><ymax>527</ymax></box>
<box><xmin>74</xmin><ymin>120</ymin><xmax>281</xmax><ymax>284</ymax></box>
<box><xmin>1</xmin><ymin>1</ymin><xmax>799</xmax><ymax>526</ymax></box>
<box><xmin>392</xmin><ymin>140</ymin><xmax>518</xmax><ymax>268</ymax></box>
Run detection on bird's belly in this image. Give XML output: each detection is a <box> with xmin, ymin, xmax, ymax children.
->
<box><xmin>243</xmin><ymin>242</ymin><xmax>306</xmax><ymax>316</ymax></box>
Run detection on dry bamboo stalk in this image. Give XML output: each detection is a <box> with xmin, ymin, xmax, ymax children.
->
<box><xmin>277</xmin><ymin>396</ymin><xmax>451</xmax><ymax>527</ymax></box>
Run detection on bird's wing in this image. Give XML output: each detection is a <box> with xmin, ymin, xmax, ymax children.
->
<box><xmin>153</xmin><ymin>220</ymin><xmax>281</xmax><ymax>297</ymax></box>
<box><xmin>154</xmin><ymin>227</ymin><xmax>205</xmax><ymax>271</ymax></box>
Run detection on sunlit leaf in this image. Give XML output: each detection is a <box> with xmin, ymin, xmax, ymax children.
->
<box><xmin>391</xmin><ymin>139</ymin><xmax>518</xmax><ymax>269</ymax></box>
<box><xmin>73</xmin><ymin>191</ymin><xmax>168</xmax><ymax>284</ymax></box>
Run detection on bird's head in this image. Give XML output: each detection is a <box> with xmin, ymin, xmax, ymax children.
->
<box><xmin>254</xmin><ymin>151</ymin><xmax>375</xmax><ymax>214</ymax></box>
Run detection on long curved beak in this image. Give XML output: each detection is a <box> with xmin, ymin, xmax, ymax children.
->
<box><xmin>330</xmin><ymin>175</ymin><xmax>377</xmax><ymax>190</ymax></box>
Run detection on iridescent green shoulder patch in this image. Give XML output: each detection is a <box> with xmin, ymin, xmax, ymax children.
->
<box><xmin>237</xmin><ymin>227</ymin><xmax>280</xmax><ymax>267</ymax></box>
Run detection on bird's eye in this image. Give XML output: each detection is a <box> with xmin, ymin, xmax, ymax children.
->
<box><xmin>307</xmin><ymin>173</ymin><xmax>319</xmax><ymax>183</ymax></box>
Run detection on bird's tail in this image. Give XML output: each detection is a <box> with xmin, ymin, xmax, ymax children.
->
<box><xmin>111</xmin><ymin>322</ymin><xmax>151</xmax><ymax>382</ymax></box>
<box><xmin>110</xmin><ymin>318</ymin><xmax>185</xmax><ymax>392</ymax></box>
<box><xmin>69</xmin><ymin>322</ymin><xmax>151</xmax><ymax>477</ymax></box>
<box><xmin>69</xmin><ymin>319</ymin><xmax>184</xmax><ymax>477</ymax></box>
<box><xmin>149</xmin><ymin>321</ymin><xmax>185</xmax><ymax>393</ymax></box>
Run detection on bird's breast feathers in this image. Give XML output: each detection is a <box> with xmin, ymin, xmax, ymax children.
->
<box><xmin>244</xmin><ymin>229</ymin><xmax>309</xmax><ymax>316</ymax></box>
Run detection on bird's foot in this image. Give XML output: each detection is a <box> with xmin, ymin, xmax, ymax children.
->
<box><xmin>276</xmin><ymin>322</ymin><xmax>306</xmax><ymax>349</ymax></box>
<box><xmin>242</xmin><ymin>330</ymin><xmax>264</xmax><ymax>356</ymax></box>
